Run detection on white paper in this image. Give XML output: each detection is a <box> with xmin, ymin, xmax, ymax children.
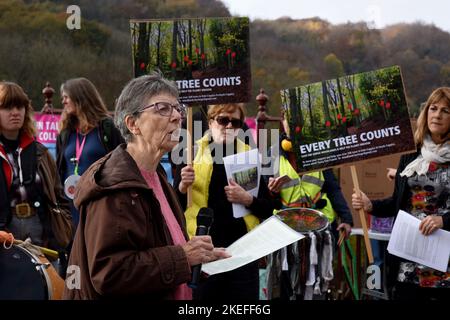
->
<box><xmin>223</xmin><ymin>149</ymin><xmax>260</xmax><ymax>218</ymax></box>
<box><xmin>201</xmin><ymin>215</ymin><xmax>304</xmax><ymax>275</ymax></box>
<box><xmin>387</xmin><ymin>210</ymin><xmax>450</xmax><ymax>272</ymax></box>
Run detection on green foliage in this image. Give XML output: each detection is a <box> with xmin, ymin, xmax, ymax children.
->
<box><xmin>324</xmin><ymin>53</ymin><xmax>344</xmax><ymax>78</ymax></box>
<box><xmin>0</xmin><ymin>0</ymin><xmax>229</xmax><ymax>110</ymax></box>
<box><xmin>1</xmin><ymin>0</ymin><xmax>449</xmax><ymax>121</ymax></box>
<box><xmin>252</xmin><ymin>19</ymin><xmax>450</xmax><ymax>118</ymax></box>
<box><xmin>358</xmin><ymin>66</ymin><xmax>405</xmax><ymax>122</ymax></box>
<box><xmin>284</xmin><ymin>66</ymin><xmax>408</xmax><ymax>145</ymax></box>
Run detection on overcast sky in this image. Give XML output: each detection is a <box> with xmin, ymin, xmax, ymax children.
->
<box><xmin>222</xmin><ymin>0</ymin><xmax>450</xmax><ymax>32</ymax></box>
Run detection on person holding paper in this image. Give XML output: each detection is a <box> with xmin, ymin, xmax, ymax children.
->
<box><xmin>175</xmin><ymin>103</ymin><xmax>277</xmax><ymax>300</ymax></box>
<box><xmin>63</xmin><ymin>73</ymin><xmax>228</xmax><ymax>300</ymax></box>
<box><xmin>352</xmin><ymin>87</ymin><xmax>450</xmax><ymax>300</ymax></box>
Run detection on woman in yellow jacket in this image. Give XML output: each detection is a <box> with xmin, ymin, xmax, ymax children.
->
<box><xmin>174</xmin><ymin>103</ymin><xmax>278</xmax><ymax>300</ymax></box>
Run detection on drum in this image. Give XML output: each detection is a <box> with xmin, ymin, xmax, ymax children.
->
<box><xmin>266</xmin><ymin>208</ymin><xmax>333</xmax><ymax>300</ymax></box>
<box><xmin>0</xmin><ymin>244</ymin><xmax>64</xmax><ymax>300</ymax></box>
<box><xmin>276</xmin><ymin>207</ymin><xmax>330</xmax><ymax>234</ymax></box>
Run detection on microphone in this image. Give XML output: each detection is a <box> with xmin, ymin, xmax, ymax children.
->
<box><xmin>188</xmin><ymin>207</ymin><xmax>214</xmax><ymax>289</ymax></box>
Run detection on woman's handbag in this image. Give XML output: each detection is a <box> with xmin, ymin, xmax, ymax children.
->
<box><xmin>48</xmin><ymin>201</ymin><xmax>73</xmax><ymax>248</ymax></box>
<box><xmin>38</xmin><ymin>145</ymin><xmax>74</xmax><ymax>248</ymax></box>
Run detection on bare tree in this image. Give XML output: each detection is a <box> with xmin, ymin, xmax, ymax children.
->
<box><xmin>156</xmin><ymin>22</ymin><xmax>162</xmax><ymax>69</ymax></box>
<box><xmin>171</xmin><ymin>20</ymin><xmax>178</xmax><ymax>78</ymax></box>
<box><xmin>305</xmin><ymin>85</ymin><xmax>316</xmax><ymax>137</ymax></box>
<box><xmin>196</xmin><ymin>19</ymin><xmax>207</xmax><ymax>69</ymax></box>
<box><xmin>344</xmin><ymin>74</ymin><xmax>361</xmax><ymax>127</ymax></box>
<box><xmin>135</xmin><ymin>22</ymin><xmax>151</xmax><ymax>77</ymax></box>
<box><xmin>322</xmin><ymin>81</ymin><xmax>332</xmax><ymax>135</ymax></box>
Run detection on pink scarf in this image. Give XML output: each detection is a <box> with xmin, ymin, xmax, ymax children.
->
<box><xmin>140</xmin><ymin>168</ymin><xmax>192</xmax><ymax>300</ymax></box>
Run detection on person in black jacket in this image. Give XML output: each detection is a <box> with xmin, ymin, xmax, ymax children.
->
<box><xmin>56</xmin><ymin>78</ymin><xmax>124</xmax><ymax>228</ymax></box>
<box><xmin>174</xmin><ymin>103</ymin><xmax>278</xmax><ymax>301</ymax></box>
<box><xmin>352</xmin><ymin>87</ymin><xmax>450</xmax><ymax>300</ymax></box>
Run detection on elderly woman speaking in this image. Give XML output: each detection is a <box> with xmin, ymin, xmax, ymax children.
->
<box><xmin>63</xmin><ymin>72</ymin><xmax>228</xmax><ymax>300</ymax></box>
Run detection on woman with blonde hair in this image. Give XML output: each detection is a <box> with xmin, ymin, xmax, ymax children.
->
<box><xmin>352</xmin><ymin>87</ymin><xmax>450</xmax><ymax>300</ymax></box>
<box><xmin>56</xmin><ymin>78</ymin><xmax>123</xmax><ymax>227</ymax></box>
<box><xmin>175</xmin><ymin>103</ymin><xmax>277</xmax><ymax>300</ymax></box>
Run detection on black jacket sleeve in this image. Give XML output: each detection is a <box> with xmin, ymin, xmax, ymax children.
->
<box><xmin>55</xmin><ymin>130</ymin><xmax>66</xmax><ymax>185</ymax></box>
<box><xmin>322</xmin><ymin>169</ymin><xmax>353</xmax><ymax>225</ymax></box>
<box><xmin>0</xmin><ymin>164</ymin><xmax>9</xmax><ymax>230</ymax></box>
<box><xmin>371</xmin><ymin>154</ymin><xmax>416</xmax><ymax>218</ymax></box>
<box><xmin>245</xmin><ymin>176</ymin><xmax>282</xmax><ymax>219</ymax></box>
<box><xmin>102</xmin><ymin>117</ymin><xmax>125</xmax><ymax>152</ymax></box>
<box><xmin>443</xmin><ymin>214</ymin><xmax>450</xmax><ymax>231</ymax></box>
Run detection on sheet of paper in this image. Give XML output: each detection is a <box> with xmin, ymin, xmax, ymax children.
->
<box><xmin>223</xmin><ymin>149</ymin><xmax>260</xmax><ymax>218</ymax></box>
<box><xmin>201</xmin><ymin>215</ymin><xmax>304</xmax><ymax>275</ymax></box>
<box><xmin>387</xmin><ymin>210</ymin><xmax>450</xmax><ymax>272</ymax></box>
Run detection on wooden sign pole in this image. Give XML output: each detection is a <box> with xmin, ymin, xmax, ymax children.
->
<box><xmin>186</xmin><ymin>107</ymin><xmax>193</xmax><ymax>208</ymax></box>
<box><xmin>350</xmin><ymin>165</ymin><xmax>374</xmax><ymax>264</ymax></box>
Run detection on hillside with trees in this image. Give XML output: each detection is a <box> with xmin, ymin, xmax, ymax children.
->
<box><xmin>1</xmin><ymin>0</ymin><xmax>449</xmax><ymax>117</ymax></box>
<box><xmin>251</xmin><ymin>18</ymin><xmax>450</xmax><ymax>116</ymax></box>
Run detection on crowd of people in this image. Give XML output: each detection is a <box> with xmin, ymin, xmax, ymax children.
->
<box><xmin>0</xmin><ymin>73</ymin><xmax>448</xmax><ymax>301</ymax></box>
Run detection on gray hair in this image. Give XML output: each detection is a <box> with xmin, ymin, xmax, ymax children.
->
<box><xmin>114</xmin><ymin>72</ymin><xmax>179</xmax><ymax>142</ymax></box>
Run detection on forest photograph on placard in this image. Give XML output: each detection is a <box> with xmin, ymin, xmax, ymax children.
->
<box><xmin>130</xmin><ymin>17</ymin><xmax>251</xmax><ymax>104</ymax></box>
<box><xmin>281</xmin><ymin>66</ymin><xmax>416</xmax><ymax>172</ymax></box>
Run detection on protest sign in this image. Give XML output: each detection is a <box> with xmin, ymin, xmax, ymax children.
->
<box><xmin>130</xmin><ymin>17</ymin><xmax>252</xmax><ymax>206</ymax></box>
<box><xmin>130</xmin><ymin>17</ymin><xmax>251</xmax><ymax>104</ymax></box>
<box><xmin>281</xmin><ymin>65</ymin><xmax>415</xmax><ymax>173</ymax></box>
<box><xmin>281</xmin><ymin>65</ymin><xmax>416</xmax><ymax>263</ymax></box>
<box><xmin>34</xmin><ymin>112</ymin><xmax>61</xmax><ymax>159</ymax></box>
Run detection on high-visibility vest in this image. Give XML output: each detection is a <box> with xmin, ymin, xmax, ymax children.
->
<box><xmin>184</xmin><ymin>135</ymin><xmax>260</xmax><ymax>239</ymax></box>
<box><xmin>277</xmin><ymin>155</ymin><xmax>336</xmax><ymax>222</ymax></box>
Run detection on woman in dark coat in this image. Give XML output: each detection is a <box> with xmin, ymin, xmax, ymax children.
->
<box><xmin>63</xmin><ymin>72</ymin><xmax>228</xmax><ymax>300</ymax></box>
<box><xmin>352</xmin><ymin>87</ymin><xmax>450</xmax><ymax>300</ymax></box>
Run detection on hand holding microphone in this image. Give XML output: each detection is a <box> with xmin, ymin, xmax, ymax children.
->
<box><xmin>182</xmin><ymin>208</ymin><xmax>229</xmax><ymax>288</ymax></box>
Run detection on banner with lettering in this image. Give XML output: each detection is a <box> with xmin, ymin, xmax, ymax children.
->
<box><xmin>281</xmin><ymin>66</ymin><xmax>415</xmax><ymax>172</ymax></box>
<box><xmin>34</xmin><ymin>112</ymin><xmax>60</xmax><ymax>159</ymax></box>
<box><xmin>130</xmin><ymin>17</ymin><xmax>251</xmax><ymax>104</ymax></box>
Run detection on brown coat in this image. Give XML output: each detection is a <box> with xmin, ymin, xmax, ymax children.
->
<box><xmin>63</xmin><ymin>144</ymin><xmax>191</xmax><ymax>300</ymax></box>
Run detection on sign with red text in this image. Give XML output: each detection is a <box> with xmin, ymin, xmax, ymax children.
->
<box><xmin>281</xmin><ymin>66</ymin><xmax>416</xmax><ymax>172</ymax></box>
<box><xmin>130</xmin><ymin>17</ymin><xmax>251</xmax><ymax>104</ymax></box>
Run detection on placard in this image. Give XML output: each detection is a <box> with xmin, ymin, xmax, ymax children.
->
<box><xmin>130</xmin><ymin>17</ymin><xmax>251</xmax><ymax>104</ymax></box>
<box><xmin>34</xmin><ymin>112</ymin><xmax>61</xmax><ymax>159</ymax></box>
<box><xmin>281</xmin><ymin>66</ymin><xmax>415</xmax><ymax>172</ymax></box>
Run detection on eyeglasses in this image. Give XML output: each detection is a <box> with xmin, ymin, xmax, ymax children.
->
<box><xmin>139</xmin><ymin>101</ymin><xmax>186</xmax><ymax>118</ymax></box>
<box><xmin>215</xmin><ymin>116</ymin><xmax>243</xmax><ymax>128</ymax></box>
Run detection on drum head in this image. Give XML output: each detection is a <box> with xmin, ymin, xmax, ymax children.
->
<box><xmin>276</xmin><ymin>208</ymin><xmax>329</xmax><ymax>234</ymax></box>
<box><xmin>0</xmin><ymin>245</ymin><xmax>49</xmax><ymax>300</ymax></box>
